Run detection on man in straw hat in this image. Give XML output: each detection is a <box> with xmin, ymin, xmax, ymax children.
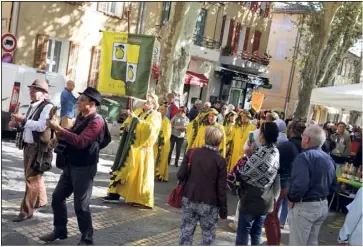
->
<box><xmin>102</xmin><ymin>93</ymin><xmax>162</xmax><ymax>209</ymax></box>
<box><xmin>9</xmin><ymin>79</ymin><xmax>53</xmax><ymax>222</ymax></box>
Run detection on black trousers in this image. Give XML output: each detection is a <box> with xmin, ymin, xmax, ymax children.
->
<box><xmin>168</xmin><ymin>135</ymin><xmax>184</xmax><ymax>166</ymax></box>
<box><xmin>52</xmin><ymin>164</ymin><xmax>97</xmax><ymax>242</ymax></box>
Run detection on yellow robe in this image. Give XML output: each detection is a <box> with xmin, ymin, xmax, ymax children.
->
<box><xmin>108</xmin><ymin>108</ymin><xmax>162</xmax><ymax>208</ymax></box>
<box><xmin>186</xmin><ymin>121</ymin><xmax>194</xmax><ymax>150</ymax></box>
<box><xmin>154</xmin><ymin>116</ymin><xmax>171</xmax><ymax>182</ymax></box>
<box><xmin>228</xmin><ymin>123</ymin><xmax>256</xmax><ymax>173</ymax></box>
<box><xmin>191</xmin><ymin>123</ymin><xmax>227</xmax><ymax>158</ymax></box>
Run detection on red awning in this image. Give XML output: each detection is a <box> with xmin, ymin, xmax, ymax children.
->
<box><xmin>184</xmin><ymin>71</ymin><xmax>209</xmax><ymax>87</ymax></box>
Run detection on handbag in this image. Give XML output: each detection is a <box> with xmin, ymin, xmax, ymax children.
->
<box><xmin>167</xmin><ymin>149</ymin><xmax>194</xmax><ymax>208</ymax></box>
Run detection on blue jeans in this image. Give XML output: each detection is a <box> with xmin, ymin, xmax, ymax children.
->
<box><xmin>236</xmin><ymin>212</ymin><xmax>266</xmax><ymax>246</ymax></box>
<box><xmin>278</xmin><ymin>178</ymin><xmax>289</xmax><ymax>227</ymax></box>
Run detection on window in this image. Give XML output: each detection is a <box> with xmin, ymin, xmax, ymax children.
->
<box><xmin>275</xmin><ymin>40</ymin><xmax>287</xmax><ymax>60</ymax></box>
<box><xmin>97</xmin><ymin>2</ymin><xmax>124</xmax><ymax>18</ymax></box>
<box><xmin>46</xmin><ymin>38</ymin><xmax>63</xmax><ymax>73</ymax></box>
<box><xmin>282</xmin><ymin>15</ymin><xmax>293</xmax><ymax>31</ymax></box>
<box><xmin>270</xmin><ymin>71</ymin><xmax>283</xmax><ymax>93</ymax></box>
<box><xmin>162</xmin><ymin>2</ymin><xmax>171</xmax><ymax>25</ymax></box>
<box><xmin>194</xmin><ymin>9</ymin><xmax>207</xmax><ymax>46</ymax></box>
<box><xmin>252</xmin><ymin>31</ymin><xmax>261</xmax><ymax>53</ymax></box>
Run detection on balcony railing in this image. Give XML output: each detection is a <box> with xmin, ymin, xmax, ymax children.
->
<box><xmin>193</xmin><ymin>35</ymin><xmax>221</xmax><ymax>50</ymax></box>
<box><xmin>238</xmin><ymin>51</ymin><xmax>271</xmax><ymax>66</ymax></box>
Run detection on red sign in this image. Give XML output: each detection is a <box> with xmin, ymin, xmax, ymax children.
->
<box><xmin>1</xmin><ymin>33</ymin><xmax>17</xmax><ymax>53</ymax></box>
<box><xmin>2</xmin><ymin>53</ymin><xmax>13</xmax><ymax>63</ymax></box>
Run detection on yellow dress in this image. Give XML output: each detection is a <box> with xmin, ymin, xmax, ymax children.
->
<box><xmin>191</xmin><ymin>123</ymin><xmax>227</xmax><ymax>158</ymax></box>
<box><xmin>186</xmin><ymin>121</ymin><xmax>194</xmax><ymax>150</ymax></box>
<box><xmin>224</xmin><ymin>122</ymin><xmax>234</xmax><ymax>166</ymax></box>
<box><xmin>154</xmin><ymin>116</ymin><xmax>171</xmax><ymax>182</ymax></box>
<box><xmin>108</xmin><ymin>108</ymin><xmax>162</xmax><ymax>208</ymax></box>
<box><xmin>228</xmin><ymin>123</ymin><xmax>256</xmax><ymax>172</ymax></box>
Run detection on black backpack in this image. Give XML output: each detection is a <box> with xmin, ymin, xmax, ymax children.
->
<box><xmin>95</xmin><ymin>114</ymin><xmax>111</xmax><ymax>149</ymax></box>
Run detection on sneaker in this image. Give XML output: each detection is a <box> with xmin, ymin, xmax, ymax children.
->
<box><xmin>100</xmin><ymin>195</ymin><xmax>120</xmax><ymax>203</ymax></box>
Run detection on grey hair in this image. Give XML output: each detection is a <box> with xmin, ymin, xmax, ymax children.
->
<box><xmin>204</xmin><ymin>102</ymin><xmax>211</xmax><ymax>107</ymax></box>
<box><xmin>304</xmin><ymin>125</ymin><xmax>326</xmax><ymax>148</ymax></box>
<box><xmin>204</xmin><ymin>126</ymin><xmax>223</xmax><ymax>147</ymax></box>
<box><xmin>195</xmin><ymin>100</ymin><xmax>202</xmax><ymax>105</ymax></box>
<box><xmin>270</xmin><ymin>112</ymin><xmax>280</xmax><ymax>121</ymax></box>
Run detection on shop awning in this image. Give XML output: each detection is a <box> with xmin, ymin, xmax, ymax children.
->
<box><xmin>184</xmin><ymin>71</ymin><xmax>209</xmax><ymax>87</ymax></box>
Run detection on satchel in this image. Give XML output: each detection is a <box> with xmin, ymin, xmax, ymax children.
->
<box><xmin>31</xmin><ymin>147</ymin><xmax>53</xmax><ymax>172</ymax></box>
<box><xmin>167</xmin><ymin>149</ymin><xmax>194</xmax><ymax>208</ymax></box>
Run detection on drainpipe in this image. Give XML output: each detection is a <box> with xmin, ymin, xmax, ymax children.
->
<box><xmin>283</xmin><ymin>14</ymin><xmax>304</xmax><ymax>117</ymax></box>
<box><xmin>137</xmin><ymin>2</ymin><xmax>145</xmax><ymax>34</ymax></box>
<box><xmin>9</xmin><ymin>2</ymin><xmax>20</xmax><ymax>35</ymax></box>
<box><xmin>9</xmin><ymin>2</ymin><xmax>20</xmax><ymax>62</ymax></box>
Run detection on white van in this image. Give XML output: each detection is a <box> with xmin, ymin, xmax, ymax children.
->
<box><xmin>2</xmin><ymin>63</ymin><xmax>67</xmax><ymax>131</ymax></box>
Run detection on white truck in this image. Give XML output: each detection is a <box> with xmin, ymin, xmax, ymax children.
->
<box><xmin>2</xmin><ymin>63</ymin><xmax>67</xmax><ymax>131</ymax></box>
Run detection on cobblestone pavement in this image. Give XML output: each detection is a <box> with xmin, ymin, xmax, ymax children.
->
<box><xmin>1</xmin><ymin>138</ymin><xmax>345</xmax><ymax>245</ymax></box>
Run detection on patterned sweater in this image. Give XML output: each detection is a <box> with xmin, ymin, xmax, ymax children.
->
<box><xmin>238</xmin><ymin>144</ymin><xmax>280</xmax><ymax>189</ymax></box>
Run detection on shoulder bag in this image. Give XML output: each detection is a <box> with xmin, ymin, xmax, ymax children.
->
<box><xmin>167</xmin><ymin>148</ymin><xmax>195</xmax><ymax>208</ymax></box>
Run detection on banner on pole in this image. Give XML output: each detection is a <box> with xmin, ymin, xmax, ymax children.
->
<box><xmin>251</xmin><ymin>91</ymin><xmax>264</xmax><ymax>112</ymax></box>
<box><xmin>98</xmin><ymin>31</ymin><xmax>155</xmax><ymax>99</ymax></box>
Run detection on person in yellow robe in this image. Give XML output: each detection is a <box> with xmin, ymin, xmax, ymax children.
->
<box><xmin>192</xmin><ymin>109</ymin><xmax>227</xmax><ymax>158</ymax></box>
<box><xmin>186</xmin><ymin>111</ymin><xmax>207</xmax><ymax>150</ymax></box>
<box><xmin>227</xmin><ymin>110</ymin><xmax>256</xmax><ymax>173</ymax></box>
<box><xmin>154</xmin><ymin>104</ymin><xmax>171</xmax><ymax>182</ymax></box>
<box><xmin>224</xmin><ymin>111</ymin><xmax>237</xmax><ymax>166</ymax></box>
<box><xmin>101</xmin><ymin>93</ymin><xmax>162</xmax><ymax>209</ymax></box>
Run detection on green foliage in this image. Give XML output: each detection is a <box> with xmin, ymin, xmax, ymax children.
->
<box><xmin>292</xmin><ymin>1</ymin><xmax>362</xmax><ymax>118</ymax></box>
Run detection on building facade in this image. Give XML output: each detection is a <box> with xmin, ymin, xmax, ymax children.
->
<box><xmin>7</xmin><ymin>1</ymin><xmax>273</xmax><ymax>110</ymax></box>
<box><xmin>1</xmin><ymin>2</ymin><xmax>12</xmax><ymax>34</ymax></box>
<box><xmin>11</xmin><ymin>2</ymin><xmax>142</xmax><ymax>92</ymax></box>
<box><xmin>261</xmin><ymin>2</ymin><xmax>312</xmax><ymax>117</ymax></box>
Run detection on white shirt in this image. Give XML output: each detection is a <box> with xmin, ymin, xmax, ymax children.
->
<box><xmin>338</xmin><ymin>188</ymin><xmax>362</xmax><ymax>246</ymax></box>
<box><xmin>217</xmin><ymin>113</ymin><xmax>225</xmax><ymax>125</ymax></box>
<box><xmin>23</xmin><ymin>99</ymin><xmax>53</xmax><ymax>144</ymax></box>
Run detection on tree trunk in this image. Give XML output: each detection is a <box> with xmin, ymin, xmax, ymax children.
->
<box><xmin>156</xmin><ymin>2</ymin><xmax>203</xmax><ymax>103</ymax></box>
<box><xmin>294</xmin><ymin>3</ymin><xmax>341</xmax><ymax>119</ymax></box>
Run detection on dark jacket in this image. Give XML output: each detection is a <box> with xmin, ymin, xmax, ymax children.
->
<box><xmin>177</xmin><ymin>147</ymin><xmax>228</xmax><ymax>219</ymax></box>
<box><xmin>188</xmin><ymin>106</ymin><xmax>199</xmax><ymax>121</ymax></box>
<box><xmin>354</xmin><ymin>142</ymin><xmax>362</xmax><ymax>168</ymax></box>
<box><xmin>277</xmin><ymin>137</ymin><xmax>302</xmax><ymax>180</ymax></box>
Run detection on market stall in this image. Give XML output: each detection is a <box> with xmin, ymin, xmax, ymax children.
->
<box><xmin>311</xmin><ymin>83</ymin><xmax>363</xmax><ymax>211</ymax></box>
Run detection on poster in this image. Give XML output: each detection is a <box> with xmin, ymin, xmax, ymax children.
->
<box><xmin>251</xmin><ymin>91</ymin><xmax>264</xmax><ymax>112</ymax></box>
<box><xmin>98</xmin><ymin>31</ymin><xmax>155</xmax><ymax>99</ymax></box>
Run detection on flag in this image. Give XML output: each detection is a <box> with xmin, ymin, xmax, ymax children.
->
<box><xmin>98</xmin><ymin>31</ymin><xmax>155</xmax><ymax>99</ymax></box>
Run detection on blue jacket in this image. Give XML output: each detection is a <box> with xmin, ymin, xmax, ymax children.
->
<box><xmin>288</xmin><ymin>147</ymin><xmax>337</xmax><ymax>202</ymax></box>
<box><xmin>60</xmin><ymin>88</ymin><xmax>77</xmax><ymax>118</ymax></box>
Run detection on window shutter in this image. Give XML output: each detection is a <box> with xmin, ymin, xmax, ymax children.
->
<box><xmin>265</xmin><ymin>2</ymin><xmax>271</xmax><ymax>17</ymax></box>
<box><xmin>33</xmin><ymin>34</ymin><xmax>49</xmax><ymax>70</ymax></box>
<box><xmin>227</xmin><ymin>19</ymin><xmax>235</xmax><ymax>47</ymax></box>
<box><xmin>250</xmin><ymin>2</ymin><xmax>258</xmax><ymax>12</ymax></box>
<box><xmin>88</xmin><ymin>46</ymin><xmax>101</xmax><ymax>88</ymax></box>
<box><xmin>233</xmin><ymin>22</ymin><xmax>241</xmax><ymax>55</ymax></box>
<box><xmin>243</xmin><ymin>27</ymin><xmax>250</xmax><ymax>51</ymax></box>
<box><xmin>97</xmin><ymin>2</ymin><xmax>108</xmax><ymax>12</ymax></box>
<box><xmin>66</xmin><ymin>41</ymin><xmax>80</xmax><ymax>81</ymax></box>
<box><xmin>252</xmin><ymin>31</ymin><xmax>261</xmax><ymax>53</ymax></box>
<box><xmin>219</xmin><ymin>15</ymin><xmax>226</xmax><ymax>46</ymax></box>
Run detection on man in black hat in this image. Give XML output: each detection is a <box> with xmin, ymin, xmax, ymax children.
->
<box><xmin>40</xmin><ymin>87</ymin><xmax>105</xmax><ymax>245</ymax></box>
<box><xmin>10</xmin><ymin>79</ymin><xmax>53</xmax><ymax>222</ymax></box>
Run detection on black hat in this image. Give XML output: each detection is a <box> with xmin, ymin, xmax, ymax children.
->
<box><xmin>79</xmin><ymin>87</ymin><xmax>102</xmax><ymax>106</ymax></box>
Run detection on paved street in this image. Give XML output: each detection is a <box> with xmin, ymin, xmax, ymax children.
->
<box><xmin>1</xmin><ymin>138</ymin><xmax>345</xmax><ymax>246</ymax></box>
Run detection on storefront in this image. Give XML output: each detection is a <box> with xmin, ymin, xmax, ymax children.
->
<box><xmin>215</xmin><ymin>67</ymin><xmax>272</xmax><ymax>109</ymax></box>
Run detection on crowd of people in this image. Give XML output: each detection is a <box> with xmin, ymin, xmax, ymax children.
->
<box><xmin>9</xmin><ymin>83</ymin><xmax>362</xmax><ymax>246</ymax></box>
